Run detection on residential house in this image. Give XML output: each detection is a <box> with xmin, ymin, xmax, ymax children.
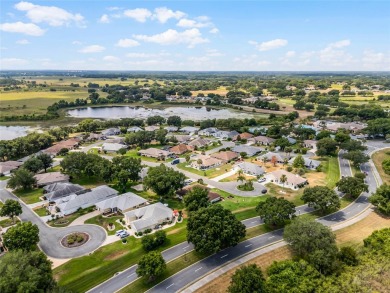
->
<box><xmin>232</xmin><ymin>145</ymin><xmax>263</xmax><ymax>157</ymax></box>
<box><xmin>248</xmin><ymin>127</ymin><xmax>268</xmax><ymax>135</ymax></box>
<box><xmin>179</xmin><ymin>126</ymin><xmax>199</xmax><ymax>134</ymax></box>
<box><xmin>101</xmin><ymin>128</ymin><xmax>121</xmax><ymax>136</ymax></box>
<box><xmin>236</xmin><ymin>162</ymin><xmax>265</xmax><ymax>176</ymax></box>
<box><xmin>124</xmin><ymin>202</ymin><xmax>174</xmax><ymax>233</ymax></box>
<box><xmin>190</xmin><ymin>155</ymin><xmax>222</xmax><ymax>170</ymax></box>
<box><xmin>34</xmin><ymin>172</ymin><xmax>70</xmax><ymax>187</ymax></box>
<box><xmin>198</xmin><ymin>127</ymin><xmax>219</xmax><ymax>136</ymax></box>
<box><xmin>96</xmin><ymin>192</ymin><xmax>147</xmax><ymax>214</ymax></box>
<box><xmin>233</xmin><ymin>132</ymin><xmax>254</xmax><ymax>141</ymax></box>
<box><xmin>176</xmin><ymin>184</ymin><xmax>221</xmax><ymax>203</ymax></box>
<box><xmin>102</xmin><ymin>143</ymin><xmax>128</xmax><ymax>153</ymax></box>
<box><xmin>42</xmin><ymin>138</ymin><xmax>80</xmax><ymax>156</ymax></box>
<box><xmin>211</xmin><ymin>151</ymin><xmax>239</xmax><ymax>163</ymax></box>
<box><xmin>43</xmin><ymin>182</ymin><xmax>84</xmax><ymax>202</ymax></box>
<box><xmin>288</xmin><ymin>157</ymin><xmax>321</xmax><ymax>170</ymax></box>
<box><xmin>144</xmin><ymin>126</ymin><xmax>160</xmax><ymax>132</ymax></box>
<box><xmin>303</xmin><ymin>140</ymin><xmax>317</xmax><ymax>149</ymax></box>
<box><xmin>265</xmin><ymin>170</ymin><xmax>308</xmax><ymax>190</ymax></box>
<box><xmin>86</xmin><ymin>133</ymin><xmax>104</xmax><ymax>142</ymax></box>
<box><xmin>0</xmin><ymin>161</ymin><xmax>23</xmax><ymax>176</ymax></box>
<box><xmin>138</xmin><ymin>148</ymin><xmax>173</xmax><ymax>160</ymax></box>
<box><xmin>285</xmin><ymin>137</ymin><xmax>297</xmax><ymax>145</ymax></box>
<box><xmin>56</xmin><ymin>185</ymin><xmax>118</xmax><ymax>215</ymax></box>
<box><xmin>249</xmin><ymin>136</ymin><xmax>275</xmax><ymax>146</ymax></box>
<box><xmin>257</xmin><ymin>152</ymin><xmax>293</xmax><ymax>164</ymax></box>
<box><xmin>167</xmin><ymin>134</ymin><xmax>191</xmax><ymax>144</ymax></box>
<box><xmin>242</xmin><ymin>97</ymin><xmax>260</xmax><ymax>104</ymax></box>
<box><xmin>164</xmin><ymin>126</ymin><xmax>179</xmax><ymax>132</ymax></box>
<box><xmin>169</xmin><ymin>144</ymin><xmax>194</xmax><ymax>155</ymax></box>
<box><xmin>127</xmin><ymin>126</ymin><xmax>143</xmax><ymax>133</ymax></box>
<box><xmin>187</xmin><ymin>137</ymin><xmax>211</xmax><ymax>148</ymax></box>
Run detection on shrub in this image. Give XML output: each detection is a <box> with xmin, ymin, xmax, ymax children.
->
<box><xmin>287</xmin><ymin>166</ymin><xmax>293</xmax><ymax>172</ymax></box>
<box><xmin>138</xmin><ymin>232</ymin><xmax>143</xmax><ymax>236</ymax></box>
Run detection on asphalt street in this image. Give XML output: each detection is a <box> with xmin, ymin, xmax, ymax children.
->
<box><xmin>0</xmin><ymin>181</ymin><xmax>106</xmax><ymax>259</ymax></box>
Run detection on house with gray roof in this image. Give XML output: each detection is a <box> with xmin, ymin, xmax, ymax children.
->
<box><xmin>232</xmin><ymin>145</ymin><xmax>263</xmax><ymax>157</ymax></box>
<box><xmin>96</xmin><ymin>192</ymin><xmax>147</xmax><ymax>214</ymax></box>
<box><xmin>198</xmin><ymin>127</ymin><xmax>219</xmax><ymax>136</ymax></box>
<box><xmin>257</xmin><ymin>152</ymin><xmax>293</xmax><ymax>164</ymax></box>
<box><xmin>138</xmin><ymin>148</ymin><xmax>173</xmax><ymax>160</ymax></box>
<box><xmin>187</xmin><ymin>137</ymin><xmax>211</xmax><ymax>148</ymax></box>
<box><xmin>288</xmin><ymin>157</ymin><xmax>321</xmax><ymax>170</ymax></box>
<box><xmin>124</xmin><ymin>202</ymin><xmax>174</xmax><ymax>233</ymax></box>
<box><xmin>102</xmin><ymin>143</ymin><xmax>128</xmax><ymax>153</ymax></box>
<box><xmin>101</xmin><ymin>128</ymin><xmax>121</xmax><ymax>136</ymax></box>
<box><xmin>236</xmin><ymin>162</ymin><xmax>265</xmax><ymax>176</ymax></box>
<box><xmin>249</xmin><ymin>136</ymin><xmax>275</xmax><ymax>146</ymax></box>
<box><xmin>127</xmin><ymin>126</ymin><xmax>143</xmax><ymax>133</ymax></box>
<box><xmin>43</xmin><ymin>182</ymin><xmax>84</xmax><ymax>202</ymax></box>
<box><xmin>164</xmin><ymin>126</ymin><xmax>179</xmax><ymax>132</ymax></box>
<box><xmin>56</xmin><ymin>185</ymin><xmax>118</xmax><ymax>215</ymax></box>
<box><xmin>179</xmin><ymin>126</ymin><xmax>199</xmax><ymax>134</ymax></box>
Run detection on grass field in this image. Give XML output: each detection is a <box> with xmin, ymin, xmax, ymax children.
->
<box><xmin>372</xmin><ymin>148</ymin><xmax>390</xmax><ymax>183</ymax></box>
<box><xmin>85</xmin><ymin>215</ymin><xmax>124</xmax><ymax>236</ymax></box>
<box><xmin>176</xmin><ymin>162</ymin><xmax>233</xmax><ymax>178</ymax></box>
<box><xmin>0</xmin><ymin>217</ymin><xmax>21</xmax><ymax>228</ymax></box>
<box><xmin>14</xmin><ymin>188</ymin><xmax>43</xmax><ymax>204</ymax></box>
<box><xmin>48</xmin><ymin>207</ymin><xmax>95</xmax><ymax>227</ymax></box>
<box><xmin>34</xmin><ymin>206</ymin><xmax>48</xmax><ymax>217</ymax></box>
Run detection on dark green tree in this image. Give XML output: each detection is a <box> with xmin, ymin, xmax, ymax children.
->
<box><xmin>36</xmin><ymin>153</ymin><xmax>53</xmax><ymax>172</ymax></box>
<box><xmin>336</xmin><ymin>176</ymin><xmax>368</xmax><ymax>198</ymax></box>
<box><xmin>292</xmin><ymin>155</ymin><xmax>305</xmax><ymax>168</ymax></box>
<box><xmin>187</xmin><ymin>205</ymin><xmax>246</xmax><ymax>253</ymax></box>
<box><xmin>338</xmin><ymin>246</ymin><xmax>359</xmax><ymax>266</ymax></box>
<box><xmin>23</xmin><ymin>157</ymin><xmax>44</xmax><ymax>173</ymax></box>
<box><xmin>316</xmin><ymin>138</ymin><xmax>338</xmax><ymax>156</ymax></box>
<box><xmin>167</xmin><ymin>115</ymin><xmax>182</xmax><ymax>127</ymax></box>
<box><xmin>136</xmin><ymin>251</ymin><xmax>166</xmax><ymax>282</ymax></box>
<box><xmin>301</xmin><ymin>186</ymin><xmax>340</xmax><ymax>214</ymax></box>
<box><xmin>7</xmin><ymin>168</ymin><xmax>36</xmax><ymax>190</ymax></box>
<box><xmin>256</xmin><ymin>197</ymin><xmax>296</xmax><ymax>226</ymax></box>
<box><xmin>3</xmin><ymin>221</ymin><xmax>39</xmax><ymax>251</ymax></box>
<box><xmin>369</xmin><ymin>184</ymin><xmax>390</xmax><ymax>215</ymax></box>
<box><xmin>0</xmin><ymin>199</ymin><xmax>22</xmax><ymax>224</ymax></box>
<box><xmin>343</xmin><ymin>150</ymin><xmax>369</xmax><ymax>168</ymax></box>
<box><xmin>183</xmin><ymin>186</ymin><xmax>210</xmax><ymax>212</ymax></box>
<box><xmin>228</xmin><ymin>264</ymin><xmax>266</xmax><ymax>293</ymax></box>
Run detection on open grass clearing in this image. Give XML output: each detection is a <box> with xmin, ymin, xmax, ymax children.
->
<box><xmin>372</xmin><ymin>148</ymin><xmax>390</xmax><ymax>183</ymax></box>
<box><xmin>176</xmin><ymin>162</ymin><xmax>233</xmax><ymax>178</ymax></box>
<box><xmin>34</xmin><ymin>206</ymin><xmax>48</xmax><ymax>217</ymax></box>
<box><xmin>14</xmin><ymin>188</ymin><xmax>43</xmax><ymax>204</ymax></box>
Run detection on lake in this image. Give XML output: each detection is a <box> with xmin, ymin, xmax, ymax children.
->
<box><xmin>0</xmin><ymin>126</ymin><xmax>30</xmax><ymax>140</ymax></box>
<box><xmin>67</xmin><ymin>106</ymin><xmax>259</xmax><ymax>120</ymax></box>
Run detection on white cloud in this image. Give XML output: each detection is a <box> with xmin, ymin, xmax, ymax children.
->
<box><xmin>258</xmin><ymin>61</ymin><xmax>271</xmax><ymax>66</ymax></box>
<box><xmin>15</xmin><ymin>1</ymin><xmax>85</xmax><ymax>27</ymax></box>
<box><xmin>0</xmin><ymin>22</ymin><xmax>45</xmax><ymax>36</ymax></box>
<box><xmin>209</xmin><ymin>28</ymin><xmax>219</xmax><ymax>34</ymax></box>
<box><xmin>153</xmin><ymin>7</ymin><xmax>186</xmax><ymax>23</ymax></box>
<box><xmin>362</xmin><ymin>50</ymin><xmax>389</xmax><ymax>69</ymax></box>
<box><xmin>206</xmin><ymin>49</ymin><xmax>224</xmax><ymax>57</ymax></box>
<box><xmin>103</xmin><ymin>55</ymin><xmax>120</xmax><ymax>62</ymax></box>
<box><xmin>133</xmin><ymin>28</ymin><xmax>208</xmax><ymax>48</ymax></box>
<box><xmin>177</xmin><ymin>18</ymin><xmax>209</xmax><ymax>28</ymax></box>
<box><xmin>72</xmin><ymin>40</ymin><xmax>82</xmax><ymax>45</ymax></box>
<box><xmin>126</xmin><ymin>52</ymin><xmax>170</xmax><ymax>58</ymax></box>
<box><xmin>286</xmin><ymin>50</ymin><xmax>296</xmax><ymax>57</ymax></box>
<box><xmin>99</xmin><ymin>14</ymin><xmax>110</xmax><ymax>23</ymax></box>
<box><xmin>115</xmin><ymin>38</ymin><xmax>140</xmax><ymax>48</ymax></box>
<box><xmin>250</xmin><ymin>39</ymin><xmax>288</xmax><ymax>51</ymax></box>
<box><xmin>16</xmin><ymin>39</ymin><xmax>30</xmax><ymax>45</ymax></box>
<box><xmin>326</xmin><ymin>39</ymin><xmax>351</xmax><ymax>49</ymax></box>
<box><xmin>0</xmin><ymin>58</ymin><xmax>29</xmax><ymax>68</ymax></box>
<box><xmin>107</xmin><ymin>7</ymin><xmax>121</xmax><ymax>11</ymax></box>
<box><xmin>123</xmin><ymin>8</ymin><xmax>152</xmax><ymax>23</ymax></box>
<box><xmin>79</xmin><ymin>45</ymin><xmax>105</xmax><ymax>53</ymax></box>
<box><xmin>319</xmin><ymin>40</ymin><xmax>352</xmax><ymax>66</ymax></box>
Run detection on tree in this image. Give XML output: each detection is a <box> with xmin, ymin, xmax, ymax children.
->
<box><xmin>143</xmin><ymin>164</ymin><xmax>186</xmax><ymax>197</ymax></box>
<box><xmin>7</xmin><ymin>168</ymin><xmax>36</xmax><ymax>190</ymax></box>
<box><xmin>284</xmin><ymin>218</ymin><xmax>339</xmax><ymax>274</ymax></box>
<box><xmin>363</xmin><ymin>227</ymin><xmax>390</xmax><ymax>255</ymax></box>
<box><xmin>256</xmin><ymin>197</ymin><xmax>296</xmax><ymax>226</ymax></box>
<box><xmin>3</xmin><ymin>221</ymin><xmax>39</xmax><ymax>251</ymax></box>
<box><xmin>187</xmin><ymin>205</ymin><xmax>246</xmax><ymax>253</ymax></box>
<box><xmin>183</xmin><ymin>186</ymin><xmax>210</xmax><ymax>212</ymax></box>
<box><xmin>340</xmin><ymin>140</ymin><xmax>367</xmax><ymax>152</ymax></box>
<box><xmin>271</xmin><ymin>155</ymin><xmax>277</xmax><ymax>167</ymax></box>
<box><xmin>292</xmin><ymin>155</ymin><xmax>305</xmax><ymax>168</ymax></box>
<box><xmin>228</xmin><ymin>264</ymin><xmax>266</xmax><ymax>293</ymax></box>
<box><xmin>336</xmin><ymin>176</ymin><xmax>368</xmax><ymax>198</ymax></box>
<box><xmin>383</xmin><ymin>158</ymin><xmax>390</xmax><ymax>175</ymax></box>
<box><xmin>280</xmin><ymin>174</ymin><xmax>287</xmax><ymax>188</ymax></box>
<box><xmin>343</xmin><ymin>150</ymin><xmax>369</xmax><ymax>168</ymax></box>
<box><xmin>136</xmin><ymin>251</ymin><xmax>166</xmax><ymax>282</ymax></box>
<box><xmin>237</xmin><ymin>169</ymin><xmax>245</xmax><ymax>184</ymax></box>
<box><xmin>369</xmin><ymin>184</ymin><xmax>390</xmax><ymax>215</ymax></box>
<box><xmin>275</xmin><ymin>137</ymin><xmax>290</xmax><ymax>151</ymax></box>
<box><xmin>0</xmin><ymin>250</ymin><xmax>57</xmax><ymax>293</ymax></box>
<box><xmin>0</xmin><ymin>199</ymin><xmax>22</xmax><ymax>223</ymax></box>
<box><xmin>316</xmin><ymin>138</ymin><xmax>338</xmax><ymax>156</ymax></box>
<box><xmin>266</xmin><ymin>260</ymin><xmax>323</xmax><ymax>293</ymax></box>
<box><xmin>23</xmin><ymin>157</ymin><xmax>44</xmax><ymax>173</ymax></box>
<box><xmin>335</xmin><ymin>130</ymin><xmax>350</xmax><ymax>143</ymax></box>
<box><xmin>364</xmin><ymin>118</ymin><xmax>390</xmax><ymax>137</ymax></box>
<box><xmin>141</xmin><ymin>235</ymin><xmax>157</xmax><ymax>252</ymax></box>
<box><xmin>36</xmin><ymin>153</ymin><xmax>53</xmax><ymax>172</ymax></box>
<box><xmin>141</xmin><ymin>231</ymin><xmax>167</xmax><ymax>251</ymax></box>
<box><xmin>155</xmin><ymin>129</ymin><xmax>168</xmax><ymax>145</ymax></box>
<box><xmin>338</xmin><ymin>246</ymin><xmax>359</xmax><ymax>266</ymax></box>
<box><xmin>167</xmin><ymin>115</ymin><xmax>182</xmax><ymax>127</ymax></box>
<box><xmin>301</xmin><ymin>186</ymin><xmax>340</xmax><ymax>214</ymax></box>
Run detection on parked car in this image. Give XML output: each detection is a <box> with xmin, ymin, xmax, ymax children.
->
<box><xmin>120</xmin><ymin>232</ymin><xmax>129</xmax><ymax>239</ymax></box>
<box><xmin>171</xmin><ymin>158</ymin><xmax>180</xmax><ymax>165</ymax></box>
<box><xmin>258</xmin><ymin>178</ymin><xmax>266</xmax><ymax>183</ymax></box>
<box><xmin>115</xmin><ymin>230</ymin><xmax>125</xmax><ymax>236</ymax></box>
<box><xmin>184</xmin><ymin>179</ymin><xmax>194</xmax><ymax>185</ymax></box>
<box><xmin>261</xmin><ymin>189</ymin><xmax>267</xmax><ymax>194</ymax></box>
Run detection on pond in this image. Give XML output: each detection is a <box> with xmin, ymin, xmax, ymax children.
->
<box><xmin>67</xmin><ymin>106</ymin><xmax>260</xmax><ymax>120</ymax></box>
<box><xmin>0</xmin><ymin>126</ymin><xmax>30</xmax><ymax>140</ymax></box>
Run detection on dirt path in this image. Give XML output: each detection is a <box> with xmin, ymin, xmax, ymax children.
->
<box><xmin>195</xmin><ymin>211</ymin><xmax>390</xmax><ymax>293</ymax></box>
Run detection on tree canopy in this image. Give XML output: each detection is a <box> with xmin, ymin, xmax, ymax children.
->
<box><xmin>136</xmin><ymin>251</ymin><xmax>166</xmax><ymax>282</ymax></box>
<box><xmin>228</xmin><ymin>264</ymin><xmax>267</xmax><ymax>293</ymax></box>
<box><xmin>256</xmin><ymin>197</ymin><xmax>296</xmax><ymax>226</ymax></box>
<box><xmin>316</xmin><ymin>138</ymin><xmax>338</xmax><ymax>156</ymax></box>
<box><xmin>187</xmin><ymin>205</ymin><xmax>246</xmax><ymax>253</ymax></box>
<box><xmin>7</xmin><ymin>168</ymin><xmax>36</xmax><ymax>190</ymax></box>
<box><xmin>301</xmin><ymin>186</ymin><xmax>340</xmax><ymax>214</ymax></box>
<box><xmin>0</xmin><ymin>199</ymin><xmax>22</xmax><ymax>223</ymax></box>
<box><xmin>336</xmin><ymin>176</ymin><xmax>368</xmax><ymax>198</ymax></box>
<box><xmin>3</xmin><ymin>221</ymin><xmax>40</xmax><ymax>251</ymax></box>
<box><xmin>342</xmin><ymin>150</ymin><xmax>369</xmax><ymax>168</ymax></box>
<box><xmin>183</xmin><ymin>186</ymin><xmax>210</xmax><ymax>212</ymax></box>
<box><xmin>369</xmin><ymin>184</ymin><xmax>390</xmax><ymax>215</ymax></box>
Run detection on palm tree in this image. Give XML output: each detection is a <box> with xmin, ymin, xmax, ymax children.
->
<box><xmin>237</xmin><ymin>169</ymin><xmax>245</xmax><ymax>184</ymax></box>
<box><xmin>262</xmin><ymin>156</ymin><xmax>268</xmax><ymax>167</ymax></box>
<box><xmin>280</xmin><ymin>174</ymin><xmax>287</xmax><ymax>188</ymax></box>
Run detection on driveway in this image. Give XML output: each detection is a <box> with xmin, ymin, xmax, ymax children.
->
<box><xmin>0</xmin><ymin>181</ymin><xmax>106</xmax><ymax>259</ymax></box>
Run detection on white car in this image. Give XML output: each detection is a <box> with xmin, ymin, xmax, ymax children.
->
<box><xmin>258</xmin><ymin>178</ymin><xmax>266</xmax><ymax>183</ymax></box>
<box><xmin>115</xmin><ymin>230</ymin><xmax>125</xmax><ymax>236</ymax></box>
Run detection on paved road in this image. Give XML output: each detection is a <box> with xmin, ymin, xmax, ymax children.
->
<box><xmin>0</xmin><ymin>181</ymin><xmax>106</xmax><ymax>259</ymax></box>
<box><xmin>146</xmin><ymin>147</ymin><xmax>381</xmax><ymax>293</ymax></box>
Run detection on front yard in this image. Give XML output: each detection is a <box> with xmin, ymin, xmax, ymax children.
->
<box><xmin>47</xmin><ymin>207</ymin><xmax>95</xmax><ymax>227</ymax></box>
<box><xmin>85</xmin><ymin>215</ymin><xmax>125</xmax><ymax>236</ymax></box>
<box><xmin>14</xmin><ymin>188</ymin><xmax>43</xmax><ymax>204</ymax></box>
<box><xmin>176</xmin><ymin>162</ymin><xmax>233</xmax><ymax>178</ymax></box>
<box><xmin>0</xmin><ymin>217</ymin><xmax>20</xmax><ymax>228</ymax></box>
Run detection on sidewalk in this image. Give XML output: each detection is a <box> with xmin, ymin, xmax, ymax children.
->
<box><xmin>69</xmin><ymin>210</ymin><xmax>101</xmax><ymax>226</ymax></box>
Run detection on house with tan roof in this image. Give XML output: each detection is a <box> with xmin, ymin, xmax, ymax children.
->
<box><xmin>176</xmin><ymin>184</ymin><xmax>222</xmax><ymax>203</ymax></box>
<box><xmin>187</xmin><ymin>137</ymin><xmax>211</xmax><ymax>148</ymax></box>
<box><xmin>34</xmin><ymin>172</ymin><xmax>70</xmax><ymax>187</ymax></box>
<box><xmin>233</xmin><ymin>132</ymin><xmax>254</xmax><ymax>141</ymax></box>
<box><xmin>169</xmin><ymin>144</ymin><xmax>194</xmax><ymax>155</ymax></box>
<box><xmin>265</xmin><ymin>170</ymin><xmax>307</xmax><ymax>190</ymax></box>
<box><xmin>211</xmin><ymin>151</ymin><xmax>239</xmax><ymax>163</ymax></box>
<box><xmin>138</xmin><ymin>148</ymin><xmax>173</xmax><ymax>160</ymax></box>
<box><xmin>190</xmin><ymin>155</ymin><xmax>222</xmax><ymax>170</ymax></box>
<box><xmin>248</xmin><ymin>136</ymin><xmax>276</xmax><ymax>146</ymax></box>
<box><xmin>0</xmin><ymin>161</ymin><xmax>23</xmax><ymax>176</ymax></box>
<box><xmin>42</xmin><ymin>138</ymin><xmax>80</xmax><ymax>156</ymax></box>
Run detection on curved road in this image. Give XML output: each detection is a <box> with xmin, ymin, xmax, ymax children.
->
<box><xmin>0</xmin><ymin>181</ymin><xmax>106</xmax><ymax>259</ymax></box>
<box><xmin>87</xmin><ymin>148</ymin><xmax>368</xmax><ymax>293</ymax></box>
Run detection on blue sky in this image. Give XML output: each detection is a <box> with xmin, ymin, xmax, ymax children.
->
<box><xmin>0</xmin><ymin>0</ymin><xmax>389</xmax><ymax>71</ymax></box>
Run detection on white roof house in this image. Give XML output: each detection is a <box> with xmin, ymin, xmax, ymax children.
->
<box><xmin>179</xmin><ymin>126</ymin><xmax>199</xmax><ymax>134</ymax></box>
<box><xmin>236</xmin><ymin>162</ymin><xmax>265</xmax><ymax>176</ymax></box>
<box><xmin>127</xmin><ymin>126</ymin><xmax>143</xmax><ymax>133</ymax></box>
<box><xmin>232</xmin><ymin>145</ymin><xmax>264</xmax><ymax>157</ymax></box>
<box><xmin>56</xmin><ymin>185</ymin><xmax>118</xmax><ymax>215</ymax></box>
<box><xmin>198</xmin><ymin>127</ymin><xmax>219</xmax><ymax>136</ymax></box>
<box><xmin>265</xmin><ymin>170</ymin><xmax>307</xmax><ymax>190</ymax></box>
<box><xmin>95</xmin><ymin>192</ymin><xmax>147</xmax><ymax>214</ymax></box>
<box><xmin>124</xmin><ymin>202</ymin><xmax>174</xmax><ymax>233</ymax></box>
<box><xmin>288</xmin><ymin>157</ymin><xmax>321</xmax><ymax>170</ymax></box>
<box><xmin>164</xmin><ymin>126</ymin><xmax>179</xmax><ymax>132</ymax></box>
<box><xmin>102</xmin><ymin>143</ymin><xmax>128</xmax><ymax>153</ymax></box>
<box><xmin>101</xmin><ymin>128</ymin><xmax>121</xmax><ymax>136</ymax></box>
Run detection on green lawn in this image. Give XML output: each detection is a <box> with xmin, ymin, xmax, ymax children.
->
<box><xmin>54</xmin><ymin>219</ymin><xmax>188</xmax><ymax>292</ymax></box>
<box><xmin>321</xmin><ymin>155</ymin><xmax>341</xmax><ymax>188</ymax></box>
<box><xmin>0</xmin><ymin>218</ymin><xmax>20</xmax><ymax>228</ymax></box>
<box><xmin>176</xmin><ymin>162</ymin><xmax>232</xmax><ymax>178</ymax></box>
<box><xmin>34</xmin><ymin>206</ymin><xmax>48</xmax><ymax>217</ymax></box>
<box><xmin>265</xmin><ymin>183</ymin><xmax>305</xmax><ymax>206</ymax></box>
<box><xmin>85</xmin><ymin>215</ymin><xmax>125</xmax><ymax>236</ymax></box>
<box><xmin>0</xmin><ymin>176</ymin><xmax>9</xmax><ymax>181</ymax></box>
<box><xmin>71</xmin><ymin>176</ymin><xmax>105</xmax><ymax>188</ymax></box>
<box><xmin>48</xmin><ymin>207</ymin><xmax>95</xmax><ymax>227</ymax></box>
<box><xmin>14</xmin><ymin>188</ymin><xmax>43</xmax><ymax>204</ymax></box>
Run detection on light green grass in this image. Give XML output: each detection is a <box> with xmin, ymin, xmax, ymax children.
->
<box><xmin>48</xmin><ymin>207</ymin><xmax>95</xmax><ymax>227</ymax></box>
<box><xmin>0</xmin><ymin>218</ymin><xmax>20</xmax><ymax>228</ymax></box>
<box><xmin>321</xmin><ymin>156</ymin><xmax>340</xmax><ymax>188</ymax></box>
<box><xmin>85</xmin><ymin>215</ymin><xmax>125</xmax><ymax>236</ymax></box>
<box><xmin>34</xmin><ymin>206</ymin><xmax>48</xmax><ymax>217</ymax></box>
<box><xmin>176</xmin><ymin>162</ymin><xmax>232</xmax><ymax>178</ymax></box>
<box><xmin>14</xmin><ymin>188</ymin><xmax>43</xmax><ymax>204</ymax></box>
<box><xmin>0</xmin><ymin>176</ymin><xmax>9</xmax><ymax>181</ymax></box>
